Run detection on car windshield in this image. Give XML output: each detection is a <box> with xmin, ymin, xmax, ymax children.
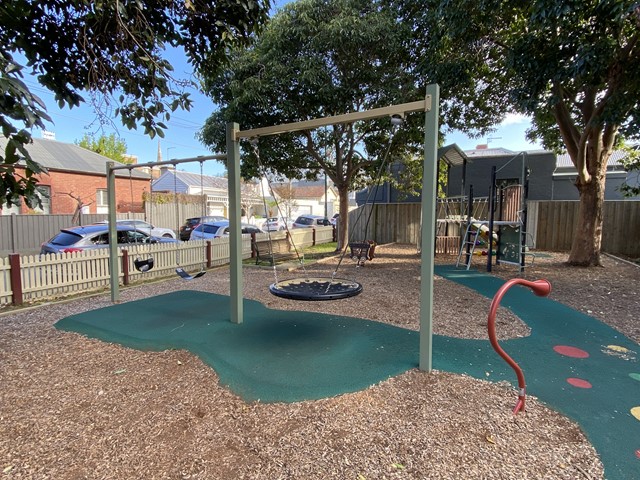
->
<box><xmin>297</xmin><ymin>217</ymin><xmax>313</xmax><ymax>225</ymax></box>
<box><xmin>50</xmin><ymin>231</ymin><xmax>83</xmax><ymax>246</ymax></box>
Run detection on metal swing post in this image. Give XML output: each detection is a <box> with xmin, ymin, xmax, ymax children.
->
<box><xmin>227</xmin><ymin>122</ymin><xmax>244</xmax><ymax>324</ymax></box>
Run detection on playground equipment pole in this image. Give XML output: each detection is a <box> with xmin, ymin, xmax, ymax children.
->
<box><xmin>487</xmin><ymin>278</ymin><xmax>552</xmax><ymax>414</ymax></box>
<box><xmin>487</xmin><ymin>166</ymin><xmax>497</xmax><ymax>272</ymax></box>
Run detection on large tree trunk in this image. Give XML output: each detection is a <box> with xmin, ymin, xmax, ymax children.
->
<box><xmin>568</xmin><ymin>168</ymin><xmax>606</xmax><ymax>266</ymax></box>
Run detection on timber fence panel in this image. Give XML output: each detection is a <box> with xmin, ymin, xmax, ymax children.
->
<box><xmin>0</xmin><ymin>257</ymin><xmax>11</xmax><ymax>305</ymax></box>
<box><xmin>532</xmin><ymin>200</ymin><xmax>639</xmax><ymax>256</ymax></box>
<box><xmin>315</xmin><ymin>226</ymin><xmax>334</xmax><ymax>243</ymax></box>
<box><xmin>21</xmin><ymin>250</ymin><xmax>112</xmax><ymax>303</ymax></box>
<box><xmin>289</xmin><ymin>229</ymin><xmax>315</xmax><ymax>249</ymax></box>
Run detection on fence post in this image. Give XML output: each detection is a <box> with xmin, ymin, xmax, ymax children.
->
<box><xmin>312</xmin><ymin>227</ymin><xmax>316</xmax><ymax>246</ymax></box>
<box><xmin>9</xmin><ymin>253</ymin><xmax>23</xmax><ymax>306</ymax></box>
<box><xmin>122</xmin><ymin>250</ymin><xmax>130</xmax><ymax>286</ymax></box>
<box><xmin>206</xmin><ymin>241</ymin><xmax>212</xmax><ymax>268</ymax></box>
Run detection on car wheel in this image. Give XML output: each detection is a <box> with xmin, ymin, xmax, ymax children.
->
<box><xmin>162</xmin><ymin>233</ymin><xmax>173</xmax><ymax>238</ymax></box>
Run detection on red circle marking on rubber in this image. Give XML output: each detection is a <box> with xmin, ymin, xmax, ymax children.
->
<box><xmin>566</xmin><ymin>378</ymin><xmax>592</xmax><ymax>389</ymax></box>
<box><xmin>553</xmin><ymin>345</ymin><xmax>590</xmax><ymax>358</ymax></box>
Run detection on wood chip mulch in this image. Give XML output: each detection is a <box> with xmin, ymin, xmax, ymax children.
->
<box><xmin>2</xmin><ymin>244</ymin><xmax>636</xmax><ymax>479</ymax></box>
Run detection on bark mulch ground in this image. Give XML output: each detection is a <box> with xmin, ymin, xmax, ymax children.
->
<box><xmin>2</xmin><ymin>244</ymin><xmax>637</xmax><ymax>479</ymax></box>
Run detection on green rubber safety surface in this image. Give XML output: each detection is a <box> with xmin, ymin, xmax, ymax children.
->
<box><xmin>55</xmin><ymin>290</ymin><xmax>419</xmax><ymax>403</ymax></box>
<box><xmin>55</xmin><ymin>267</ymin><xmax>640</xmax><ymax>479</ymax></box>
<box><xmin>434</xmin><ymin>265</ymin><xmax>640</xmax><ymax>480</ymax></box>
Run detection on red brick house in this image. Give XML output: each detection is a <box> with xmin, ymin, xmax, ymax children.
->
<box><xmin>0</xmin><ymin>138</ymin><xmax>149</xmax><ymax>215</ymax></box>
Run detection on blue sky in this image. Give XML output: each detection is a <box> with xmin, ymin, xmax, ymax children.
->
<box><xmin>24</xmin><ymin>2</ymin><xmax>541</xmax><ymax>177</ymax></box>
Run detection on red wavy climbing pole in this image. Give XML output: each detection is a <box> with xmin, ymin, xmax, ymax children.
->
<box><xmin>488</xmin><ymin>278</ymin><xmax>552</xmax><ymax>414</ymax></box>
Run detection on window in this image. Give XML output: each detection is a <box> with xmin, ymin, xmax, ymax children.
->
<box><xmin>33</xmin><ymin>186</ymin><xmax>51</xmax><ymax>214</ymax></box>
<box><xmin>96</xmin><ymin>189</ymin><xmax>108</xmax><ymax>207</ymax></box>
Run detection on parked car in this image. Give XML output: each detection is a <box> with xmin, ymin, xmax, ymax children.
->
<box><xmin>179</xmin><ymin>216</ymin><xmax>228</xmax><ymax>240</ymax></box>
<box><xmin>189</xmin><ymin>221</ymin><xmax>263</xmax><ymax>240</ymax></box>
<box><xmin>263</xmin><ymin>217</ymin><xmax>293</xmax><ymax>231</ymax></box>
<box><xmin>40</xmin><ymin>224</ymin><xmax>176</xmax><ymax>254</ymax></box>
<box><xmin>292</xmin><ymin>214</ymin><xmax>330</xmax><ymax>228</ymax></box>
<box><xmin>330</xmin><ymin>213</ymin><xmax>340</xmax><ymax>226</ymax></box>
<box><xmin>96</xmin><ymin>219</ymin><xmax>176</xmax><ymax>239</ymax></box>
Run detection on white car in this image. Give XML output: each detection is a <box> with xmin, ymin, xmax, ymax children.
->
<box><xmin>97</xmin><ymin>220</ymin><xmax>176</xmax><ymax>239</ymax></box>
<box><xmin>263</xmin><ymin>217</ymin><xmax>293</xmax><ymax>231</ymax></box>
<box><xmin>190</xmin><ymin>221</ymin><xmax>263</xmax><ymax>240</ymax></box>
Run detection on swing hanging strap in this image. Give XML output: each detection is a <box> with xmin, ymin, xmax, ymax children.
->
<box><xmin>173</xmin><ymin>161</ymin><xmax>207</xmax><ymax>280</ymax></box>
<box><xmin>129</xmin><ymin>167</ymin><xmax>154</xmax><ymax>273</ymax></box>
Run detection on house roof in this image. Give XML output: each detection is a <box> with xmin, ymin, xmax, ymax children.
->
<box><xmin>272</xmin><ymin>182</ymin><xmax>336</xmax><ymax>199</ymax></box>
<box><xmin>556</xmin><ymin>151</ymin><xmax>626</xmax><ymax>169</ymax></box>
<box><xmin>464</xmin><ymin>147</ymin><xmax>516</xmax><ymax>157</ymax></box>
<box><xmin>0</xmin><ymin>137</ymin><xmax>148</xmax><ymax>178</ymax></box>
<box><xmin>152</xmin><ymin>170</ymin><xmax>229</xmax><ymax>194</ymax></box>
<box><xmin>291</xmin><ymin>185</ymin><xmax>327</xmax><ymax>198</ymax></box>
<box><xmin>438</xmin><ymin>144</ymin><xmax>469</xmax><ymax>166</ymax></box>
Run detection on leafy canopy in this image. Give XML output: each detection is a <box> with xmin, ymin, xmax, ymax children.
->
<box><xmin>76</xmin><ymin>133</ymin><xmax>129</xmax><ymax>164</ymax></box>
<box><xmin>401</xmin><ymin>0</ymin><xmax>640</xmax><ymax>265</ymax></box>
<box><xmin>1</xmin><ymin>0</ymin><xmax>270</xmax><ymax>209</ymax></box>
<box><xmin>198</xmin><ymin>0</ymin><xmax>420</xmax><ymax>189</ymax></box>
<box><xmin>405</xmin><ymin>0</ymin><xmax>640</xmax><ymax>162</ymax></box>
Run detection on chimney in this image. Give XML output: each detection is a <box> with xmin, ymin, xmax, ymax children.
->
<box><xmin>476</xmin><ymin>144</ymin><xmax>488</xmax><ymax>150</ymax></box>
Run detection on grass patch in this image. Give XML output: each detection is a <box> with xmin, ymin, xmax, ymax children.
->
<box><xmin>301</xmin><ymin>242</ymin><xmax>339</xmax><ymax>259</ymax></box>
<box><xmin>243</xmin><ymin>242</ymin><xmax>339</xmax><ymax>266</ymax></box>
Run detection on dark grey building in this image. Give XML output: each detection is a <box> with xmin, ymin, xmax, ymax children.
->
<box><xmin>448</xmin><ymin>148</ymin><xmax>556</xmax><ymax>200</ymax></box>
<box><xmin>551</xmin><ymin>151</ymin><xmax>636</xmax><ymax>200</ymax></box>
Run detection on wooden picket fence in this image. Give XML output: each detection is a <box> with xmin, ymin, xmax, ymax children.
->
<box><xmin>0</xmin><ymin>227</ymin><xmax>335</xmax><ymax>308</ymax></box>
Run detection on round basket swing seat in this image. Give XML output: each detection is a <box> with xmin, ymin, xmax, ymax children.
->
<box><xmin>269</xmin><ymin>277</ymin><xmax>363</xmax><ymax>301</ymax></box>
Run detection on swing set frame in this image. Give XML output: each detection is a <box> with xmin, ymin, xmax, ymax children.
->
<box><xmin>105</xmin><ymin>85</ymin><xmax>440</xmax><ymax>371</ymax></box>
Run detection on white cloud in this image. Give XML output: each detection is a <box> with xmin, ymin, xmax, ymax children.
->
<box><xmin>501</xmin><ymin>113</ymin><xmax>529</xmax><ymax>126</ymax></box>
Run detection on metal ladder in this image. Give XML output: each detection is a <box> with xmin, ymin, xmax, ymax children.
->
<box><xmin>456</xmin><ymin>222</ymin><xmax>478</xmax><ymax>270</ymax></box>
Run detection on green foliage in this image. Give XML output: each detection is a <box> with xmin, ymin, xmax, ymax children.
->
<box><xmin>76</xmin><ymin>133</ymin><xmax>128</xmax><ymax>163</ymax></box>
<box><xmin>404</xmin><ymin>0</ymin><xmax>640</xmax><ymax>146</ymax></box>
<box><xmin>198</xmin><ymin>0</ymin><xmax>420</xmax><ymax>187</ymax></box>
<box><xmin>403</xmin><ymin>0</ymin><xmax>640</xmax><ymax>263</ymax></box>
<box><xmin>1</xmin><ymin>0</ymin><xmax>270</xmax><ymax>208</ymax></box>
<box><xmin>0</xmin><ymin>54</ymin><xmax>50</xmax><ymax>209</ymax></box>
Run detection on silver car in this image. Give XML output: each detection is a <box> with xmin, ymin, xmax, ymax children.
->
<box><xmin>97</xmin><ymin>219</ymin><xmax>176</xmax><ymax>239</ymax></box>
<box><xmin>41</xmin><ymin>224</ymin><xmax>176</xmax><ymax>254</ymax></box>
<box><xmin>190</xmin><ymin>221</ymin><xmax>263</xmax><ymax>240</ymax></box>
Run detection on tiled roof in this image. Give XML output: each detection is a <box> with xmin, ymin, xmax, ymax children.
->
<box><xmin>291</xmin><ymin>185</ymin><xmax>327</xmax><ymax>198</ymax></box>
<box><xmin>0</xmin><ymin>137</ymin><xmax>148</xmax><ymax>178</ymax></box>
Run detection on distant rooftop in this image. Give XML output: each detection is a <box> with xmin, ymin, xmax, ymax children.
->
<box><xmin>0</xmin><ymin>137</ymin><xmax>148</xmax><ymax>178</ymax></box>
<box><xmin>556</xmin><ymin>151</ymin><xmax>627</xmax><ymax>169</ymax></box>
<box><xmin>464</xmin><ymin>146</ymin><xmax>515</xmax><ymax>157</ymax></box>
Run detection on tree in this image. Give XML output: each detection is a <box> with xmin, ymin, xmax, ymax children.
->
<box><xmin>402</xmin><ymin>0</ymin><xmax>640</xmax><ymax>266</ymax></box>
<box><xmin>271</xmin><ymin>182</ymin><xmax>299</xmax><ymax>221</ymax></box>
<box><xmin>76</xmin><ymin>133</ymin><xmax>129</xmax><ymax>163</ymax></box>
<box><xmin>198</xmin><ymin>0</ymin><xmax>419</xmax><ymax>249</ymax></box>
<box><xmin>1</xmin><ymin>0</ymin><xmax>270</xmax><ymax>209</ymax></box>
